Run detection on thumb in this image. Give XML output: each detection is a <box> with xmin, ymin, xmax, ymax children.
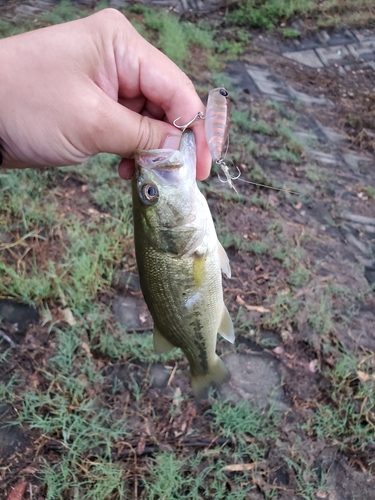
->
<box><xmin>94</xmin><ymin>98</ymin><xmax>182</xmax><ymax>158</ymax></box>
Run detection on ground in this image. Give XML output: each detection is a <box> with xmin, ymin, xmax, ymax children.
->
<box><xmin>0</xmin><ymin>1</ymin><xmax>375</xmax><ymax>499</ymax></box>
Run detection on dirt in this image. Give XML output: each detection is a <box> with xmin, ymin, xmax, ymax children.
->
<box><xmin>1</xmin><ymin>4</ymin><xmax>375</xmax><ymax>500</ymax></box>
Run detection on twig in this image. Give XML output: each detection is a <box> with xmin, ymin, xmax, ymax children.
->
<box><xmin>0</xmin><ymin>329</ymin><xmax>19</xmax><ymax>348</ymax></box>
<box><xmin>167</xmin><ymin>363</ymin><xmax>178</xmax><ymax>386</ymax></box>
<box><xmin>116</xmin><ymin>436</ymin><xmax>234</xmax><ymax>458</ymax></box>
<box><xmin>0</xmin><ymin>230</ymin><xmax>44</xmax><ymax>251</ymax></box>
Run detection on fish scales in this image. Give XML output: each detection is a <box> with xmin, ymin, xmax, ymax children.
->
<box><xmin>134</xmin><ymin>229</ymin><xmax>222</xmax><ymax>376</ymax></box>
<box><xmin>132</xmin><ymin>130</ymin><xmax>234</xmax><ymax>397</ymax></box>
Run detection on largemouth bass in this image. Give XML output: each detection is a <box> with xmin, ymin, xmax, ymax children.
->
<box><xmin>132</xmin><ymin>130</ymin><xmax>234</xmax><ymax>397</ymax></box>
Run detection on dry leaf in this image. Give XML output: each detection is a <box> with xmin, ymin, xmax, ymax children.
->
<box><xmin>273</xmin><ymin>346</ymin><xmax>284</xmax><ymax>355</ymax></box>
<box><xmin>295</xmin><ymin>202</ymin><xmax>302</xmax><ymax>210</ymax></box>
<box><xmin>81</xmin><ymin>342</ymin><xmax>91</xmax><ymax>356</ymax></box>
<box><xmin>309</xmin><ymin>359</ymin><xmax>318</xmax><ymax>373</ymax></box>
<box><xmin>136</xmin><ymin>434</ymin><xmax>146</xmax><ymax>455</ymax></box>
<box><xmin>316</xmin><ymin>490</ymin><xmax>328</xmax><ymax>499</ymax></box>
<box><xmin>21</xmin><ymin>466</ymin><xmax>38</xmax><ymax>475</ymax></box>
<box><xmin>6</xmin><ymin>482</ymin><xmax>27</xmax><ymax>500</ymax></box>
<box><xmin>223</xmin><ymin>463</ymin><xmax>256</xmax><ymax>472</ymax></box>
<box><xmin>61</xmin><ymin>307</ymin><xmax>76</xmax><ymax>326</ymax></box>
<box><xmin>236</xmin><ymin>295</ymin><xmax>246</xmax><ymax>306</ymax></box>
<box><xmin>139</xmin><ymin>313</ymin><xmax>147</xmax><ymax>324</ymax></box>
<box><xmin>357</xmin><ymin>370</ymin><xmax>370</xmax><ymax>382</ymax></box>
<box><xmin>81</xmin><ymin>184</ymin><xmax>88</xmax><ymax>193</ymax></box>
<box><xmin>245</xmin><ymin>305</ymin><xmax>270</xmax><ymax>313</ymax></box>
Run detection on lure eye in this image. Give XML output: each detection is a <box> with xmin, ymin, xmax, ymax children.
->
<box><xmin>219</xmin><ymin>88</ymin><xmax>229</xmax><ymax>97</ymax></box>
<box><xmin>140</xmin><ymin>183</ymin><xmax>159</xmax><ymax>205</ymax></box>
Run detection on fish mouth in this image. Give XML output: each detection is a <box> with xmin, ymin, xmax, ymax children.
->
<box><xmin>135</xmin><ymin>149</ymin><xmax>183</xmax><ymax>171</ymax></box>
<box><xmin>135</xmin><ymin>130</ymin><xmax>196</xmax><ymax>172</ymax></box>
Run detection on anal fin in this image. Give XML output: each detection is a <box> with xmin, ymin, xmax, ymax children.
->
<box><xmin>218</xmin><ymin>305</ymin><xmax>235</xmax><ymax>343</ymax></box>
<box><xmin>153</xmin><ymin>325</ymin><xmax>175</xmax><ymax>354</ymax></box>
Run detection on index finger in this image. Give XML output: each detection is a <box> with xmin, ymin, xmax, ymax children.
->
<box><xmin>114</xmin><ymin>17</ymin><xmax>212</xmax><ymax>179</ymax></box>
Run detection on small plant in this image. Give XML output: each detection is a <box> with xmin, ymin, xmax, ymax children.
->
<box><xmin>283</xmin><ymin>28</ymin><xmax>301</xmax><ymax>38</ymax></box>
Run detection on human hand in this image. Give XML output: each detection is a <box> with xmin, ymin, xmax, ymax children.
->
<box><xmin>0</xmin><ymin>9</ymin><xmax>211</xmax><ymax>180</ymax></box>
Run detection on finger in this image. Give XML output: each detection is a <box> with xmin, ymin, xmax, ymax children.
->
<box><xmin>94</xmin><ymin>94</ymin><xmax>182</xmax><ymax>158</ymax></box>
<box><xmin>118</xmin><ymin>158</ymin><xmax>134</xmax><ymax>180</ymax></box>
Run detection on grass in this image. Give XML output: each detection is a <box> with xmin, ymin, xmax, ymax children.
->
<box><xmin>227</xmin><ymin>0</ymin><xmax>375</xmax><ymax>29</ymax></box>
<box><xmin>304</xmin><ymin>354</ymin><xmax>375</xmax><ymax>452</ymax></box>
<box><xmin>129</xmin><ymin>5</ymin><xmax>215</xmax><ymax>67</ymax></box>
<box><xmin>227</xmin><ymin>0</ymin><xmax>315</xmax><ymax>29</ymax></box>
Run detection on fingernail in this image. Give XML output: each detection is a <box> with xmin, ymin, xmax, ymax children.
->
<box><xmin>162</xmin><ymin>134</ymin><xmax>181</xmax><ymax>150</ymax></box>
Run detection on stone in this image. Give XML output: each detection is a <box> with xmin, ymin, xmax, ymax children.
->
<box><xmin>315</xmin><ymin>121</ymin><xmax>348</xmax><ymax>143</ymax></box>
<box><xmin>0</xmin><ymin>426</ymin><xmax>29</xmax><ymax>458</ymax></box>
<box><xmin>109</xmin><ymin>0</ymin><xmax>128</xmax><ymax>7</ymax></box>
<box><xmin>307</xmin><ymin>150</ymin><xmax>339</xmax><ymax>166</ymax></box>
<box><xmin>325</xmin><ymin>29</ymin><xmax>357</xmax><ymax>47</ymax></box>
<box><xmin>347</xmin><ymin>40</ymin><xmax>375</xmax><ymax>62</ymax></box>
<box><xmin>33</xmin><ymin>0</ymin><xmax>57</xmax><ymax>9</ymax></box>
<box><xmin>294</xmin><ymin>129</ymin><xmax>319</xmax><ymax>146</ymax></box>
<box><xmin>14</xmin><ymin>5</ymin><xmax>44</xmax><ymax>19</ymax></box>
<box><xmin>287</xmin><ymin>85</ymin><xmax>332</xmax><ymax>106</ymax></box>
<box><xmin>0</xmin><ymin>299</ymin><xmax>39</xmax><ymax>333</ymax></box>
<box><xmin>342</xmin><ymin>152</ymin><xmax>373</xmax><ymax>173</ymax></box>
<box><xmin>364</xmin><ymin>264</ymin><xmax>375</xmax><ymax>285</ymax></box>
<box><xmin>315</xmin><ymin>45</ymin><xmax>352</xmax><ymax>66</ymax></box>
<box><xmin>150</xmin><ymin>364</ymin><xmax>170</xmax><ymax>388</ymax></box>
<box><xmin>283</xmin><ymin>49</ymin><xmax>323</xmax><ymax>69</ymax></box>
<box><xmin>290</xmin><ymin>37</ymin><xmax>321</xmax><ymax>52</ymax></box>
<box><xmin>220</xmin><ymin>352</ymin><xmax>290</xmax><ymax>412</ymax></box>
<box><xmin>344</xmin><ymin>231</ymin><xmax>370</xmax><ymax>255</ymax></box>
<box><xmin>112</xmin><ymin>295</ymin><xmax>152</xmax><ymax>331</ymax></box>
<box><xmin>245</xmin><ymin>65</ymin><xmax>289</xmax><ymax>101</ymax></box>
<box><xmin>340</xmin><ymin>211</ymin><xmax>375</xmax><ymax>226</ymax></box>
<box><xmin>353</xmin><ymin>30</ymin><xmax>375</xmax><ymax>43</ymax></box>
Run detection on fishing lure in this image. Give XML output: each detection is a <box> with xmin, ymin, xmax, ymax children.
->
<box><xmin>174</xmin><ymin>87</ymin><xmax>239</xmax><ymax>191</ymax></box>
<box><xmin>174</xmin><ymin>88</ymin><xmax>298</xmax><ymax>195</ymax></box>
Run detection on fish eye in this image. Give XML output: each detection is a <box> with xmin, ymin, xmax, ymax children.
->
<box><xmin>140</xmin><ymin>183</ymin><xmax>159</xmax><ymax>205</ymax></box>
<box><xmin>219</xmin><ymin>88</ymin><xmax>229</xmax><ymax>97</ymax></box>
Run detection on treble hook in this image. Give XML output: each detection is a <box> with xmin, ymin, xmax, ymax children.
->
<box><xmin>173</xmin><ymin>111</ymin><xmax>205</xmax><ymax>132</ymax></box>
<box><xmin>216</xmin><ymin>160</ymin><xmax>240</xmax><ymax>194</ymax></box>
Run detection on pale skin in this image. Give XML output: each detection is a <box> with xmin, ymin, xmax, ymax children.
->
<box><xmin>0</xmin><ymin>8</ymin><xmax>211</xmax><ymax>180</ymax></box>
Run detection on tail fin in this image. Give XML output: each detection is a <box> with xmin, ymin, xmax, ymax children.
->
<box><xmin>191</xmin><ymin>356</ymin><xmax>231</xmax><ymax>399</ymax></box>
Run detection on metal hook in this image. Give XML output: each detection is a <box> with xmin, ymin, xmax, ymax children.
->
<box><xmin>216</xmin><ymin>160</ymin><xmax>239</xmax><ymax>194</ymax></box>
<box><xmin>173</xmin><ymin>111</ymin><xmax>205</xmax><ymax>132</ymax></box>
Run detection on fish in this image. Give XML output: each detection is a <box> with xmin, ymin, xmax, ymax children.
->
<box><xmin>132</xmin><ymin>129</ymin><xmax>235</xmax><ymax>398</ymax></box>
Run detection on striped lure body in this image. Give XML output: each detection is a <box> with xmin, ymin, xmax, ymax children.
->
<box><xmin>205</xmin><ymin>88</ymin><xmax>230</xmax><ymax>163</ymax></box>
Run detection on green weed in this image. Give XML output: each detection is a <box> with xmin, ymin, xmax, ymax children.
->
<box><xmin>39</xmin><ymin>0</ymin><xmax>85</xmax><ymax>25</ymax></box>
<box><xmin>209</xmin><ymin>398</ymin><xmax>279</xmax><ymax>442</ymax></box>
<box><xmin>141</xmin><ymin>8</ymin><xmax>214</xmax><ymax>66</ymax></box>
<box><xmin>270</xmin><ymin>147</ymin><xmax>301</xmax><ymax>164</ymax></box>
<box><xmin>0</xmin><ymin>169</ymin><xmax>61</xmax><ymax>231</ymax></box>
<box><xmin>304</xmin><ymin>354</ymin><xmax>375</xmax><ymax>451</ymax></box>
<box><xmin>285</xmin><ymin>452</ymin><xmax>328</xmax><ymax>499</ymax></box>
<box><xmin>227</xmin><ymin>0</ymin><xmax>315</xmax><ymax>29</ymax></box>
<box><xmin>304</xmin><ymin>164</ymin><xmax>327</xmax><ymax>184</ymax></box>
<box><xmin>288</xmin><ymin>266</ymin><xmax>311</xmax><ymax>288</ymax></box>
<box><xmin>247</xmin><ymin>119</ymin><xmax>276</xmax><ymax>136</ymax></box>
<box><xmin>143</xmin><ymin>450</ymin><xmax>254</xmax><ymax>499</ymax></box>
<box><xmin>283</xmin><ymin>28</ymin><xmax>301</xmax><ymax>38</ymax></box>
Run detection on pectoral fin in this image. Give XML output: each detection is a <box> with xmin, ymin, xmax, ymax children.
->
<box><xmin>153</xmin><ymin>325</ymin><xmax>175</xmax><ymax>354</ymax></box>
<box><xmin>217</xmin><ymin>241</ymin><xmax>231</xmax><ymax>278</ymax></box>
<box><xmin>218</xmin><ymin>305</ymin><xmax>235</xmax><ymax>343</ymax></box>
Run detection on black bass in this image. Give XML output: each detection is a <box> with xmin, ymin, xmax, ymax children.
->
<box><xmin>132</xmin><ymin>130</ymin><xmax>234</xmax><ymax>397</ymax></box>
